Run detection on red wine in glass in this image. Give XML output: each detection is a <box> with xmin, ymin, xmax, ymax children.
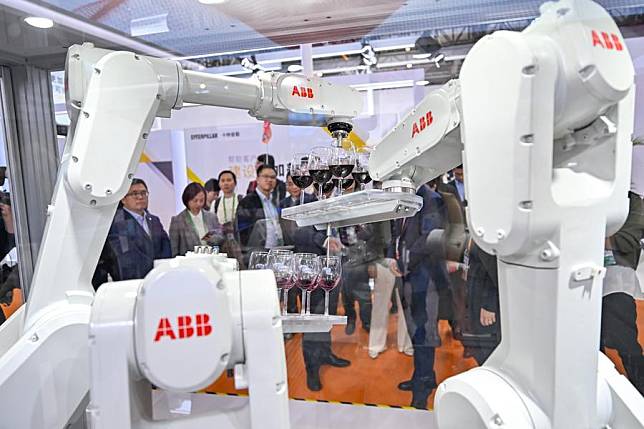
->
<box><xmin>328</xmin><ymin>164</ymin><xmax>355</xmax><ymax>178</ymax></box>
<box><xmin>352</xmin><ymin>171</ymin><xmax>371</xmax><ymax>185</ymax></box>
<box><xmin>333</xmin><ymin>178</ymin><xmax>354</xmax><ymax>190</ymax></box>
<box><xmin>309</xmin><ymin>169</ymin><xmax>332</xmax><ymax>184</ymax></box>
<box><xmin>314</xmin><ymin>182</ymin><xmax>336</xmax><ymax>194</ymax></box>
<box><xmin>318</xmin><ymin>276</ymin><xmax>339</xmax><ymax>291</ymax></box>
<box><xmin>291</xmin><ymin>175</ymin><xmax>313</xmax><ymax>189</ymax></box>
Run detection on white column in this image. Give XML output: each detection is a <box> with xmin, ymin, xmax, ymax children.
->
<box><xmin>170</xmin><ymin>129</ymin><xmax>188</xmax><ymax>213</ymax></box>
<box><xmin>300</xmin><ymin>44</ymin><xmax>313</xmax><ymax>78</ymax></box>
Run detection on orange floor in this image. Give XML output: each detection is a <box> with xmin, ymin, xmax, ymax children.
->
<box><xmin>206</xmin><ymin>300</ymin><xmax>644</xmax><ymax>409</ymax></box>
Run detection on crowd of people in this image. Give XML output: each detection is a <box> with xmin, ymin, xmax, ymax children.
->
<box><xmin>86</xmin><ymin>150</ymin><xmax>643</xmax><ymax>409</ymax></box>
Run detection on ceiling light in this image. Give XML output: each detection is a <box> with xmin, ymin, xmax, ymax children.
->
<box><xmin>406</xmin><ymin>63</ymin><xmax>413</xmax><ymax>68</ymax></box>
<box><xmin>287</xmin><ymin>64</ymin><xmax>303</xmax><ymax>73</ymax></box>
<box><xmin>24</xmin><ymin>16</ymin><xmax>53</xmax><ymax>29</ymax></box>
<box><xmin>198</xmin><ymin>0</ymin><xmax>228</xmax><ymax>4</ymax></box>
<box><xmin>415</xmin><ymin>80</ymin><xmax>430</xmax><ymax>86</ymax></box>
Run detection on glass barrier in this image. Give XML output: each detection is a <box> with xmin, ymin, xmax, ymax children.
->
<box><xmin>0</xmin><ymin>77</ymin><xmax>23</xmax><ymax>329</ymax></box>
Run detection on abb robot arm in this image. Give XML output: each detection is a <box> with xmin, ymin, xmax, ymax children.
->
<box><xmin>289</xmin><ymin>0</ymin><xmax>642</xmax><ymax>427</ymax></box>
<box><xmin>366</xmin><ymin>1</ymin><xmax>643</xmax><ymax>427</ymax></box>
<box><xmin>0</xmin><ymin>42</ymin><xmax>361</xmax><ymax>429</ymax></box>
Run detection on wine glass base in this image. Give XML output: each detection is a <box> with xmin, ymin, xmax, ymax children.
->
<box><xmin>281</xmin><ymin>314</ymin><xmax>347</xmax><ymax>333</ymax></box>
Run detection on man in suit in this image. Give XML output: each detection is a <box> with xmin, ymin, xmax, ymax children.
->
<box><xmin>279</xmin><ymin>173</ymin><xmax>316</xmax><ymax>314</ymax></box>
<box><xmin>93</xmin><ymin>178</ymin><xmax>171</xmax><ymax>288</ymax></box>
<box><xmin>438</xmin><ymin>165</ymin><xmax>469</xmax><ymax>339</ymax></box>
<box><xmin>293</xmin><ymin>225</ymin><xmax>350</xmax><ymax>391</ymax></box>
<box><xmin>245</xmin><ymin>154</ymin><xmax>286</xmax><ymax>206</ymax></box>
<box><xmin>391</xmin><ymin>181</ymin><xmax>450</xmax><ymax>409</ymax></box>
<box><xmin>238</xmin><ymin>165</ymin><xmax>284</xmax><ymax>260</ymax></box>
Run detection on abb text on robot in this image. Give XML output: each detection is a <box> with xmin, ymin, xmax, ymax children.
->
<box><xmin>291</xmin><ymin>86</ymin><xmax>315</xmax><ymax>98</ymax></box>
<box><xmin>153</xmin><ymin>314</ymin><xmax>213</xmax><ymax>342</ymax></box>
<box><xmin>591</xmin><ymin>29</ymin><xmax>624</xmax><ymax>51</ymax></box>
<box><xmin>411</xmin><ymin>111</ymin><xmax>434</xmax><ymax>138</ymax></box>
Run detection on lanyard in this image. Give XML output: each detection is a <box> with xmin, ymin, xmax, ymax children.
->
<box><xmin>222</xmin><ymin>196</ymin><xmax>236</xmax><ymax>223</ymax></box>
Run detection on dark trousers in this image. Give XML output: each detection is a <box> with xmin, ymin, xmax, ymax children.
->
<box><xmin>448</xmin><ymin>272</ymin><xmax>468</xmax><ymax>332</ymax></box>
<box><xmin>302</xmin><ymin>286</ymin><xmax>341</xmax><ymax>372</ymax></box>
<box><xmin>342</xmin><ymin>263</ymin><xmax>372</xmax><ymax>328</ymax></box>
<box><xmin>601</xmin><ymin>292</ymin><xmax>644</xmax><ymax>395</ymax></box>
<box><xmin>403</xmin><ymin>265</ymin><xmax>440</xmax><ymax>393</ymax></box>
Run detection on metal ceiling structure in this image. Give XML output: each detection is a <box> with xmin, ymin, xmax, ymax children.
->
<box><xmin>1</xmin><ymin>0</ymin><xmax>644</xmax><ymax>80</ymax></box>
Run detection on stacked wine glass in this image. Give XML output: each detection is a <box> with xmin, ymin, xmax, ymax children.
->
<box><xmin>288</xmin><ymin>143</ymin><xmax>373</xmax><ymax>201</ymax></box>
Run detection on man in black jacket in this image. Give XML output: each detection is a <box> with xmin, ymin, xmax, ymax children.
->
<box><xmin>391</xmin><ymin>182</ymin><xmax>450</xmax><ymax>409</ymax></box>
<box><xmin>245</xmin><ymin>154</ymin><xmax>287</xmax><ymax>206</ymax></box>
<box><xmin>93</xmin><ymin>179</ymin><xmax>171</xmax><ymax>288</ymax></box>
<box><xmin>601</xmin><ymin>189</ymin><xmax>644</xmax><ymax>395</ymax></box>
<box><xmin>237</xmin><ymin>165</ymin><xmax>284</xmax><ymax>263</ymax></box>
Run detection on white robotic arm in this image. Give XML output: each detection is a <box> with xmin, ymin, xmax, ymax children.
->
<box><xmin>0</xmin><ymin>43</ymin><xmax>361</xmax><ymax>429</ymax></box>
<box><xmin>368</xmin><ymin>79</ymin><xmax>462</xmax><ymax>193</ymax></box>
<box><xmin>286</xmin><ymin>0</ymin><xmax>643</xmax><ymax>427</ymax></box>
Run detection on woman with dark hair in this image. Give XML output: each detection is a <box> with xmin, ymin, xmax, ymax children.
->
<box><xmin>212</xmin><ymin>170</ymin><xmax>244</xmax><ymax>266</ymax></box>
<box><xmin>204</xmin><ymin>178</ymin><xmax>220</xmax><ymax>211</ymax></box>
<box><xmin>169</xmin><ymin>182</ymin><xmax>224</xmax><ymax>256</ymax></box>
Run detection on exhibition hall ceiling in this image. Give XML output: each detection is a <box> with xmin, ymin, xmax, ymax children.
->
<box><xmin>39</xmin><ymin>0</ymin><xmax>644</xmax><ymax>58</ymax></box>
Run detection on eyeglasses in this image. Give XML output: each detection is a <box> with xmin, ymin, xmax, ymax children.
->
<box><xmin>259</xmin><ymin>174</ymin><xmax>277</xmax><ymax>180</ymax></box>
<box><xmin>126</xmin><ymin>191</ymin><xmax>149</xmax><ymax>198</ymax></box>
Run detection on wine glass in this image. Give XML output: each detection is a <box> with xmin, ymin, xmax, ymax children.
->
<box><xmin>313</xmin><ymin>181</ymin><xmax>336</xmax><ymax>197</ymax></box>
<box><xmin>289</xmin><ymin>153</ymin><xmax>313</xmax><ymax>205</ymax></box>
<box><xmin>353</xmin><ymin>148</ymin><xmax>372</xmax><ymax>191</ymax></box>
<box><xmin>293</xmin><ymin>253</ymin><xmax>320</xmax><ymax>315</ymax></box>
<box><xmin>329</xmin><ymin>144</ymin><xmax>355</xmax><ymax>196</ymax></box>
<box><xmin>248</xmin><ymin>251</ymin><xmax>269</xmax><ymax>270</ymax></box>
<box><xmin>317</xmin><ymin>255</ymin><xmax>342</xmax><ymax>316</ymax></box>
<box><xmin>333</xmin><ymin>177</ymin><xmax>355</xmax><ymax>192</ymax></box>
<box><xmin>267</xmin><ymin>252</ymin><xmax>294</xmax><ymax>315</ymax></box>
<box><xmin>308</xmin><ymin>147</ymin><xmax>333</xmax><ymax>200</ymax></box>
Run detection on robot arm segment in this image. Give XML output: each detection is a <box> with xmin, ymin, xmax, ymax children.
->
<box><xmin>183</xmin><ymin>70</ymin><xmax>361</xmax><ymax>128</ymax></box>
<box><xmin>369</xmin><ymin>80</ymin><xmax>462</xmax><ymax>192</ymax></box>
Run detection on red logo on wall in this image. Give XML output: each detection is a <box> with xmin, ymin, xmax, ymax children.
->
<box><xmin>591</xmin><ymin>30</ymin><xmax>623</xmax><ymax>51</ymax></box>
<box><xmin>411</xmin><ymin>111</ymin><xmax>434</xmax><ymax>138</ymax></box>
<box><xmin>154</xmin><ymin>314</ymin><xmax>213</xmax><ymax>342</ymax></box>
<box><xmin>291</xmin><ymin>86</ymin><xmax>315</xmax><ymax>98</ymax></box>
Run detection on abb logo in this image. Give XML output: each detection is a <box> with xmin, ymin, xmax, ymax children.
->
<box><xmin>154</xmin><ymin>313</ymin><xmax>213</xmax><ymax>342</ymax></box>
<box><xmin>591</xmin><ymin>30</ymin><xmax>623</xmax><ymax>51</ymax></box>
<box><xmin>411</xmin><ymin>111</ymin><xmax>434</xmax><ymax>138</ymax></box>
<box><xmin>291</xmin><ymin>86</ymin><xmax>315</xmax><ymax>98</ymax></box>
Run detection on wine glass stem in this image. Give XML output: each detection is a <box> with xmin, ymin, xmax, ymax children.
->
<box><xmin>326</xmin><ymin>224</ymin><xmax>331</xmax><ymax>259</ymax></box>
<box><xmin>301</xmin><ymin>290</ymin><xmax>307</xmax><ymax>316</ymax></box>
<box><xmin>282</xmin><ymin>289</ymin><xmax>288</xmax><ymax>316</ymax></box>
<box><xmin>300</xmin><ymin>190</ymin><xmax>305</xmax><ymax>205</ymax></box>
<box><xmin>306</xmin><ymin>291</ymin><xmax>311</xmax><ymax>315</ymax></box>
<box><xmin>324</xmin><ymin>291</ymin><xmax>329</xmax><ymax>316</ymax></box>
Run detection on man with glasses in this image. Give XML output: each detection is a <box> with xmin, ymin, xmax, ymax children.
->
<box><xmin>92</xmin><ymin>178</ymin><xmax>171</xmax><ymax>288</ymax></box>
<box><xmin>246</xmin><ymin>153</ymin><xmax>287</xmax><ymax>206</ymax></box>
<box><xmin>237</xmin><ymin>165</ymin><xmax>285</xmax><ymax>261</ymax></box>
